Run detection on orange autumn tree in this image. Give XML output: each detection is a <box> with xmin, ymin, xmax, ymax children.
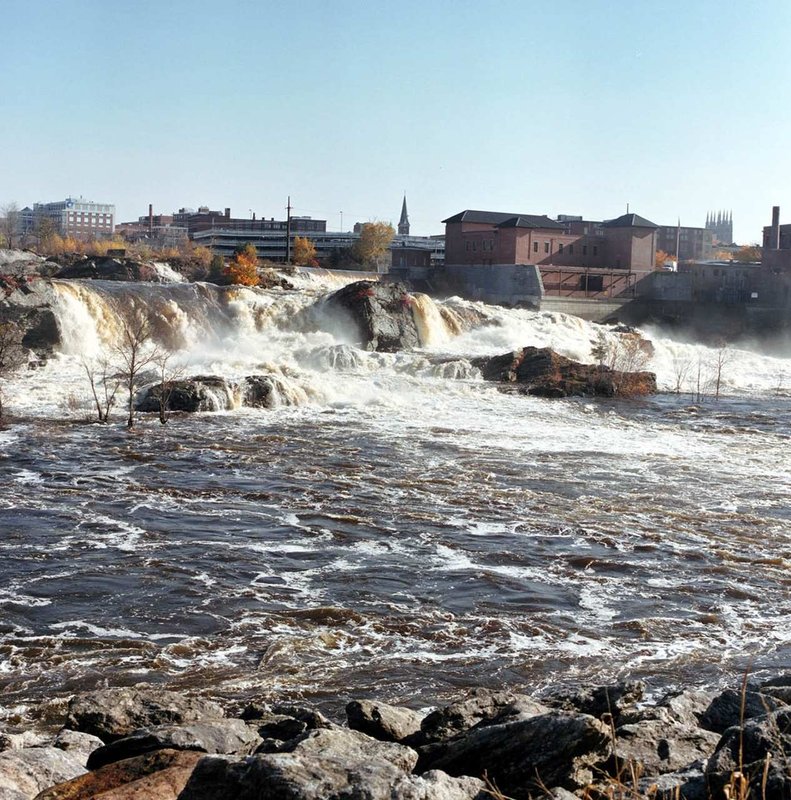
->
<box><xmin>225</xmin><ymin>243</ymin><xmax>260</xmax><ymax>286</ymax></box>
<box><xmin>292</xmin><ymin>236</ymin><xmax>317</xmax><ymax>266</ymax></box>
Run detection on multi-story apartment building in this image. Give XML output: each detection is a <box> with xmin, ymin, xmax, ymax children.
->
<box><xmin>656</xmin><ymin>224</ymin><xmax>714</xmax><ymax>262</ymax></box>
<box><xmin>21</xmin><ymin>197</ymin><xmax>115</xmax><ymax>240</ymax></box>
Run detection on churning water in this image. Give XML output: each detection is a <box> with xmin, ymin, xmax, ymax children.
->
<box><xmin>1</xmin><ymin>275</ymin><xmax>790</xmax><ymax>722</ymax></box>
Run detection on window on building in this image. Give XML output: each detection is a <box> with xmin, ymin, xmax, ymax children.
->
<box><xmin>465</xmin><ymin>242</ymin><xmax>470</xmax><ymax>251</ymax></box>
<box><xmin>569</xmin><ymin>245</ymin><xmax>574</xmax><ymax>255</ymax></box>
<box><xmin>472</xmin><ymin>241</ymin><xmax>476</xmax><ymax>251</ymax></box>
<box><xmin>558</xmin><ymin>243</ymin><xmax>564</xmax><ymax>254</ymax></box>
<box><xmin>533</xmin><ymin>241</ymin><xmax>538</xmax><ymax>253</ymax></box>
<box><xmin>593</xmin><ymin>246</ymin><xmax>598</xmax><ymax>256</ymax></box>
<box><xmin>544</xmin><ymin>242</ymin><xmax>549</xmax><ymax>253</ymax></box>
<box><xmin>583</xmin><ymin>245</ymin><xmax>587</xmax><ymax>255</ymax></box>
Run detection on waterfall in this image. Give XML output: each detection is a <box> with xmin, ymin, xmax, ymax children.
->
<box><xmin>4</xmin><ymin>277</ymin><xmax>789</xmax><ymax>420</ymax></box>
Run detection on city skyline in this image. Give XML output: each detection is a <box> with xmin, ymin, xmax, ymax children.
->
<box><xmin>3</xmin><ymin>0</ymin><xmax>790</xmax><ymax>242</ymax></box>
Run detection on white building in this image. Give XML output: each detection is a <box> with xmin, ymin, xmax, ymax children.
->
<box><xmin>23</xmin><ymin>196</ymin><xmax>115</xmax><ymax>240</ymax></box>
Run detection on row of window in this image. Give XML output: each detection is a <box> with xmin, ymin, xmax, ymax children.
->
<box><xmin>531</xmin><ymin>241</ymin><xmax>598</xmax><ymax>256</ymax></box>
<box><xmin>465</xmin><ymin>238</ymin><xmax>599</xmax><ymax>257</ymax></box>
<box><xmin>465</xmin><ymin>240</ymin><xmax>496</xmax><ymax>252</ymax></box>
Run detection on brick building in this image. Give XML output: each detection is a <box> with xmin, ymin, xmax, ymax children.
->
<box><xmin>442</xmin><ymin>209</ymin><xmax>657</xmax><ymax>297</ymax></box>
<box><xmin>656</xmin><ymin>225</ymin><xmax>714</xmax><ymax>262</ymax></box>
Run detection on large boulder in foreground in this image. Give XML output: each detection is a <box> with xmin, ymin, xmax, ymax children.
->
<box><xmin>34</xmin><ymin>749</ymin><xmax>202</xmax><ymax>800</ymax></box>
<box><xmin>416</xmin><ymin>710</ymin><xmax>612</xmax><ymax>798</ymax></box>
<box><xmin>472</xmin><ymin>346</ymin><xmax>656</xmax><ymax>398</ymax></box>
<box><xmin>86</xmin><ymin>719</ymin><xmax>260</xmax><ymax>769</ymax></box>
<box><xmin>0</xmin><ymin>747</ymin><xmax>85</xmax><ymax>799</ymax></box>
<box><xmin>706</xmin><ymin>707</ymin><xmax>791</xmax><ymax>800</ymax></box>
<box><xmin>346</xmin><ymin>700</ymin><xmax>425</xmax><ymax>744</ymax></box>
<box><xmin>321</xmin><ymin>281</ymin><xmax>421</xmax><ymax>352</ymax></box>
<box><xmin>64</xmin><ymin>688</ymin><xmax>226</xmax><ymax>744</ymax></box>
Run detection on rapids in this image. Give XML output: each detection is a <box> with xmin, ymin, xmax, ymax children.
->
<box><xmin>1</xmin><ymin>274</ymin><xmax>790</xmax><ymax>722</ymax></box>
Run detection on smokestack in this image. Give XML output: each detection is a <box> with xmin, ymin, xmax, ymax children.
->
<box><xmin>148</xmin><ymin>203</ymin><xmax>153</xmax><ymax>234</ymax></box>
<box><xmin>252</xmin><ymin>212</ymin><xmax>256</xmax><ymax>221</ymax></box>
<box><xmin>771</xmin><ymin>206</ymin><xmax>780</xmax><ymax>250</ymax></box>
<box><xmin>225</xmin><ymin>207</ymin><xmax>231</xmax><ymax>219</ymax></box>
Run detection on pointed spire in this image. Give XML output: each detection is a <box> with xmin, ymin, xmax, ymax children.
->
<box><xmin>397</xmin><ymin>194</ymin><xmax>410</xmax><ymax>235</ymax></box>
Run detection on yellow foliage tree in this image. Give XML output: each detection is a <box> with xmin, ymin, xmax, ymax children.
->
<box><xmin>655</xmin><ymin>249</ymin><xmax>674</xmax><ymax>269</ymax></box>
<box><xmin>732</xmin><ymin>245</ymin><xmax>762</xmax><ymax>263</ymax></box>
<box><xmin>292</xmin><ymin>236</ymin><xmax>317</xmax><ymax>266</ymax></box>
<box><xmin>352</xmin><ymin>222</ymin><xmax>395</xmax><ymax>270</ymax></box>
<box><xmin>225</xmin><ymin>243</ymin><xmax>259</xmax><ymax>286</ymax></box>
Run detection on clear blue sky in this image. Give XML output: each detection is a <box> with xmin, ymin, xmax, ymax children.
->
<box><xmin>2</xmin><ymin>0</ymin><xmax>789</xmax><ymax>242</ymax></box>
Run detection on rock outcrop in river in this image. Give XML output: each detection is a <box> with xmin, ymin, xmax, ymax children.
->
<box><xmin>473</xmin><ymin>346</ymin><xmax>658</xmax><ymax>397</ymax></box>
<box><xmin>3</xmin><ymin>675</ymin><xmax>791</xmax><ymax>799</ymax></box>
<box><xmin>321</xmin><ymin>280</ymin><xmax>422</xmax><ymax>352</ymax></box>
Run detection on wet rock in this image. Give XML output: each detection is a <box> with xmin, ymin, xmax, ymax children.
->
<box><xmin>240</xmin><ymin>702</ymin><xmax>331</xmax><ymax>733</ymax></box>
<box><xmin>699</xmin><ymin>688</ymin><xmax>786</xmax><ymax>734</ymax></box>
<box><xmin>758</xmin><ymin>675</ymin><xmax>791</xmax><ymax>705</ymax></box>
<box><xmin>34</xmin><ymin>749</ymin><xmax>202</xmax><ymax>800</ymax></box>
<box><xmin>52</xmin><ymin>729</ymin><xmax>104</xmax><ymax>767</ymax></box>
<box><xmin>302</xmin><ymin>343</ymin><xmax>365</xmax><ymax>371</ymax></box>
<box><xmin>638</xmin><ymin>766</ymin><xmax>708</xmax><ymax>800</ymax></box>
<box><xmin>0</xmin><ymin>730</ymin><xmax>51</xmax><ymax>752</ymax></box>
<box><xmin>619</xmin><ymin>688</ymin><xmax>716</xmax><ymax>728</ymax></box>
<box><xmin>64</xmin><ymin>688</ymin><xmax>226</xmax><ymax>743</ymax></box>
<box><xmin>539</xmin><ymin>680</ymin><xmax>645</xmax><ymax>725</ymax></box>
<box><xmin>53</xmin><ymin>257</ymin><xmax>158</xmax><ymax>282</ymax></box>
<box><xmin>472</xmin><ymin>347</ymin><xmax>656</xmax><ymax>398</ymax></box>
<box><xmin>135</xmin><ymin>377</ymin><xmax>236</xmax><ymax>414</ymax></box>
<box><xmin>0</xmin><ymin>747</ymin><xmax>85</xmax><ymax>799</ymax></box>
<box><xmin>416</xmin><ymin>711</ymin><xmax>612</xmax><ymax>798</ymax></box>
<box><xmin>282</xmin><ymin>727</ymin><xmax>418</xmax><ymax>773</ymax></box>
<box><xmin>87</xmin><ymin>719</ymin><xmax>260</xmax><ymax>769</ymax></box>
<box><xmin>0</xmin><ymin>277</ymin><xmax>61</xmax><ymax>354</ymax></box>
<box><xmin>346</xmin><ymin>699</ymin><xmax>425</xmax><ymax>743</ymax></box>
<box><xmin>0</xmin><ymin>249</ymin><xmax>59</xmax><ymax>278</ymax></box>
<box><xmin>612</xmin><ymin>720</ymin><xmax>720</xmax><ymax>775</ymax></box>
<box><xmin>178</xmin><ymin>754</ymin><xmax>486</xmax><ymax>799</ymax></box>
<box><xmin>410</xmin><ymin>688</ymin><xmax>549</xmax><ymax>746</ymax></box>
<box><xmin>706</xmin><ymin>707</ymin><xmax>791</xmax><ymax>800</ymax></box>
<box><xmin>322</xmin><ymin>280</ymin><xmax>421</xmax><ymax>352</ymax></box>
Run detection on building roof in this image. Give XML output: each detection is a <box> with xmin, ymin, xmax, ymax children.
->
<box><xmin>442</xmin><ymin>210</ymin><xmax>564</xmax><ymax>229</ymax></box>
<box><xmin>602</xmin><ymin>213</ymin><xmax>658</xmax><ymax>229</ymax></box>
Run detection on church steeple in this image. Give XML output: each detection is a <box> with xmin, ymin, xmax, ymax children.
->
<box><xmin>398</xmin><ymin>195</ymin><xmax>410</xmax><ymax>236</ymax></box>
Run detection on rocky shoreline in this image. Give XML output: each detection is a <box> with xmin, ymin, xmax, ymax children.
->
<box><xmin>2</xmin><ymin>675</ymin><xmax>790</xmax><ymax>799</ymax></box>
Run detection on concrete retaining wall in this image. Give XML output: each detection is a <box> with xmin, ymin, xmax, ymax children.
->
<box><xmin>442</xmin><ymin>264</ymin><xmax>542</xmax><ymax>307</ymax></box>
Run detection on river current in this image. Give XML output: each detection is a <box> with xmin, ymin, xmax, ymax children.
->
<box><xmin>1</xmin><ymin>273</ymin><xmax>790</xmax><ymax>723</ymax></box>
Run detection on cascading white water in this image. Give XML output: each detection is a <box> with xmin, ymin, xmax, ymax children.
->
<box><xmin>6</xmin><ymin>276</ymin><xmax>791</xmax><ymax>419</ymax></box>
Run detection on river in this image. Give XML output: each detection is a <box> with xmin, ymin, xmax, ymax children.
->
<box><xmin>1</xmin><ymin>274</ymin><xmax>789</xmax><ymax>723</ymax></box>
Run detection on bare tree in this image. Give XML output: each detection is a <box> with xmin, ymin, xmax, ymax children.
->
<box><xmin>114</xmin><ymin>312</ymin><xmax>160</xmax><ymax>429</ymax></box>
<box><xmin>0</xmin><ymin>202</ymin><xmax>21</xmax><ymax>250</ymax></box>
<box><xmin>671</xmin><ymin>357</ymin><xmax>691</xmax><ymax>395</ymax></box>
<box><xmin>710</xmin><ymin>340</ymin><xmax>731</xmax><ymax>400</ymax></box>
<box><xmin>82</xmin><ymin>355</ymin><xmax>121</xmax><ymax>423</ymax></box>
<box><xmin>152</xmin><ymin>351</ymin><xmax>185</xmax><ymax>425</ymax></box>
<box><xmin>0</xmin><ymin>321</ymin><xmax>26</xmax><ymax>421</ymax></box>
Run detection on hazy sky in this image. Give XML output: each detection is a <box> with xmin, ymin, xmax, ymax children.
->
<box><xmin>2</xmin><ymin>0</ymin><xmax>789</xmax><ymax>241</ymax></box>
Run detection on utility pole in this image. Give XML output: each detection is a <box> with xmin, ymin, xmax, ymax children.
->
<box><xmin>339</xmin><ymin>211</ymin><xmax>343</xmax><ymax>232</ymax></box>
<box><xmin>286</xmin><ymin>195</ymin><xmax>292</xmax><ymax>264</ymax></box>
<box><xmin>675</xmin><ymin>217</ymin><xmax>681</xmax><ymax>262</ymax></box>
